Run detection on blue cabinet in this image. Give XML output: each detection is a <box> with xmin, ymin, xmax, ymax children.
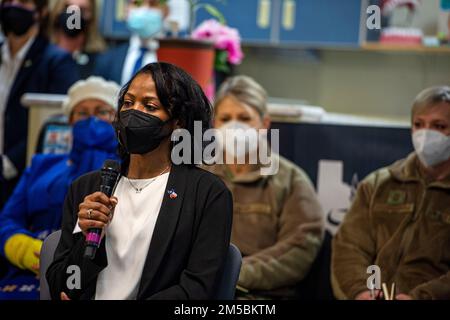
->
<box><xmin>100</xmin><ymin>0</ymin><xmax>365</xmax><ymax>46</ymax></box>
<box><xmin>195</xmin><ymin>0</ymin><xmax>276</xmax><ymax>43</ymax></box>
<box><xmin>278</xmin><ymin>0</ymin><xmax>363</xmax><ymax>47</ymax></box>
<box><xmin>99</xmin><ymin>0</ymin><xmax>130</xmax><ymax>39</ymax></box>
<box><xmin>195</xmin><ymin>0</ymin><xmax>365</xmax><ymax>47</ymax></box>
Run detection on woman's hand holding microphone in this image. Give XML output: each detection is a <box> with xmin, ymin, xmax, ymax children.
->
<box><xmin>77</xmin><ymin>192</ymin><xmax>118</xmax><ymax>239</ymax></box>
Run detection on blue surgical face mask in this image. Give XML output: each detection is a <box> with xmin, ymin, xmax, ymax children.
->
<box><xmin>70</xmin><ymin>117</ymin><xmax>118</xmax><ymax>165</ymax></box>
<box><xmin>126</xmin><ymin>7</ymin><xmax>163</xmax><ymax>39</ymax></box>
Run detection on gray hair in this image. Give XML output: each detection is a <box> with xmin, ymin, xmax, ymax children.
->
<box><xmin>412</xmin><ymin>86</ymin><xmax>450</xmax><ymax>119</ymax></box>
<box><xmin>214</xmin><ymin>75</ymin><xmax>268</xmax><ymax>118</ymax></box>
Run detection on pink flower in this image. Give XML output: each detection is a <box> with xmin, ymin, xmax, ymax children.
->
<box><xmin>191</xmin><ymin>19</ymin><xmax>244</xmax><ymax>65</ymax></box>
<box><xmin>216</xmin><ymin>35</ymin><xmax>244</xmax><ymax>64</ymax></box>
<box><xmin>191</xmin><ymin>19</ymin><xmax>222</xmax><ymax>39</ymax></box>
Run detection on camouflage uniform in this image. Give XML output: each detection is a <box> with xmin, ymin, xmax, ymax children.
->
<box><xmin>332</xmin><ymin>153</ymin><xmax>450</xmax><ymax>300</ymax></box>
<box><xmin>204</xmin><ymin>155</ymin><xmax>324</xmax><ymax>299</ymax></box>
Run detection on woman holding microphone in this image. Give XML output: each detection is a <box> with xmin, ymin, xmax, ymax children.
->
<box><xmin>46</xmin><ymin>62</ymin><xmax>233</xmax><ymax>300</ymax></box>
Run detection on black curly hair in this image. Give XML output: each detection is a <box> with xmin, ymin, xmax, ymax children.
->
<box><xmin>115</xmin><ymin>62</ymin><xmax>212</xmax><ymax>171</ymax></box>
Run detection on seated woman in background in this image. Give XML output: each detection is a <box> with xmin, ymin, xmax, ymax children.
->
<box><xmin>0</xmin><ymin>76</ymin><xmax>119</xmax><ymax>300</ymax></box>
<box><xmin>205</xmin><ymin>76</ymin><xmax>324</xmax><ymax>299</ymax></box>
<box><xmin>332</xmin><ymin>86</ymin><xmax>450</xmax><ymax>300</ymax></box>
<box><xmin>49</xmin><ymin>0</ymin><xmax>107</xmax><ymax>78</ymax></box>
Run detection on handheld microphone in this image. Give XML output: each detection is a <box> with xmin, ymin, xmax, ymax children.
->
<box><xmin>84</xmin><ymin>159</ymin><xmax>121</xmax><ymax>260</ymax></box>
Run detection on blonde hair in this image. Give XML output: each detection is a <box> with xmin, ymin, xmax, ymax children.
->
<box><xmin>49</xmin><ymin>0</ymin><xmax>106</xmax><ymax>53</ymax></box>
<box><xmin>411</xmin><ymin>86</ymin><xmax>450</xmax><ymax>120</ymax></box>
<box><xmin>214</xmin><ymin>75</ymin><xmax>268</xmax><ymax>118</ymax></box>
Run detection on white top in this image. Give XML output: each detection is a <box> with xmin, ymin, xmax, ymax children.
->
<box><xmin>95</xmin><ymin>172</ymin><xmax>170</xmax><ymax>300</ymax></box>
<box><xmin>0</xmin><ymin>36</ymin><xmax>35</xmax><ymax>179</ymax></box>
<box><xmin>120</xmin><ymin>35</ymin><xmax>159</xmax><ymax>85</ymax></box>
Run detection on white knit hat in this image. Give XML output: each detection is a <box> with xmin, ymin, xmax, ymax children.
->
<box><xmin>63</xmin><ymin>76</ymin><xmax>121</xmax><ymax>115</ymax></box>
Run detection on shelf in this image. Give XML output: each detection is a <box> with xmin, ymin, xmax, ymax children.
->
<box><xmin>361</xmin><ymin>42</ymin><xmax>450</xmax><ymax>53</ymax></box>
<box><xmin>242</xmin><ymin>42</ymin><xmax>450</xmax><ymax>55</ymax></box>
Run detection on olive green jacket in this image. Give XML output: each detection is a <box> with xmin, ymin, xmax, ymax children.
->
<box><xmin>204</xmin><ymin>155</ymin><xmax>324</xmax><ymax>298</ymax></box>
<box><xmin>332</xmin><ymin>152</ymin><xmax>450</xmax><ymax>300</ymax></box>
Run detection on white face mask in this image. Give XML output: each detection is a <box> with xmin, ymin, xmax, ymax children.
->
<box><xmin>412</xmin><ymin>129</ymin><xmax>450</xmax><ymax>167</ymax></box>
<box><xmin>216</xmin><ymin>121</ymin><xmax>260</xmax><ymax>160</ymax></box>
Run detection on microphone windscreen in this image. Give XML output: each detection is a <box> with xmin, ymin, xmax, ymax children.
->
<box><xmin>102</xmin><ymin>159</ymin><xmax>121</xmax><ymax>173</ymax></box>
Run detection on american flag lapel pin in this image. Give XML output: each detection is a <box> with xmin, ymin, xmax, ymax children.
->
<box><xmin>168</xmin><ymin>188</ymin><xmax>177</xmax><ymax>199</ymax></box>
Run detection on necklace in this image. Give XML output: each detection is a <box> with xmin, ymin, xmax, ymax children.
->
<box><xmin>126</xmin><ymin>165</ymin><xmax>170</xmax><ymax>194</ymax></box>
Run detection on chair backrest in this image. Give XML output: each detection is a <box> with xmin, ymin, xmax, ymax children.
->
<box><xmin>214</xmin><ymin>243</ymin><xmax>242</xmax><ymax>300</ymax></box>
<box><xmin>35</xmin><ymin>114</ymin><xmax>70</xmax><ymax>155</ymax></box>
<box><xmin>296</xmin><ymin>230</ymin><xmax>335</xmax><ymax>300</ymax></box>
<box><xmin>40</xmin><ymin>231</ymin><xmax>242</xmax><ymax>300</ymax></box>
<box><xmin>40</xmin><ymin>230</ymin><xmax>62</xmax><ymax>300</ymax></box>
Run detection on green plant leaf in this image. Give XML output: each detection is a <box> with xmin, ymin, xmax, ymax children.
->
<box><xmin>189</xmin><ymin>0</ymin><xmax>228</xmax><ymax>33</ymax></box>
<box><xmin>199</xmin><ymin>4</ymin><xmax>226</xmax><ymax>25</ymax></box>
<box><xmin>215</xmin><ymin>50</ymin><xmax>230</xmax><ymax>73</ymax></box>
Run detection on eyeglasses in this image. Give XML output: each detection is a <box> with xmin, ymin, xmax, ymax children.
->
<box><xmin>72</xmin><ymin>109</ymin><xmax>114</xmax><ymax>119</ymax></box>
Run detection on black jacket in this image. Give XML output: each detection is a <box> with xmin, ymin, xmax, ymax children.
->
<box><xmin>46</xmin><ymin>164</ymin><xmax>233</xmax><ymax>300</ymax></box>
<box><xmin>0</xmin><ymin>36</ymin><xmax>79</xmax><ymax>209</ymax></box>
<box><xmin>93</xmin><ymin>43</ymin><xmax>128</xmax><ymax>84</ymax></box>
<box><xmin>0</xmin><ymin>36</ymin><xmax>79</xmax><ymax>174</ymax></box>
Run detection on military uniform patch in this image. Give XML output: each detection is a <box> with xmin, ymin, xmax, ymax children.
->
<box><xmin>387</xmin><ymin>190</ymin><xmax>406</xmax><ymax>205</ymax></box>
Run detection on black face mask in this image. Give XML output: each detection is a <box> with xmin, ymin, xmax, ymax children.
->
<box><xmin>115</xmin><ymin>109</ymin><xmax>172</xmax><ymax>155</ymax></box>
<box><xmin>56</xmin><ymin>11</ymin><xmax>88</xmax><ymax>38</ymax></box>
<box><xmin>0</xmin><ymin>5</ymin><xmax>35</xmax><ymax>36</ymax></box>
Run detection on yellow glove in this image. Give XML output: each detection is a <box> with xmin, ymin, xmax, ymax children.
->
<box><xmin>4</xmin><ymin>234</ymin><xmax>43</xmax><ymax>275</ymax></box>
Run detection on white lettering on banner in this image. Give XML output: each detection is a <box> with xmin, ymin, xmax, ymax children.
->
<box><xmin>317</xmin><ymin>160</ymin><xmax>358</xmax><ymax>235</ymax></box>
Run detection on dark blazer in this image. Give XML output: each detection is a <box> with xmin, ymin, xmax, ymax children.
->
<box><xmin>46</xmin><ymin>164</ymin><xmax>233</xmax><ymax>300</ymax></box>
<box><xmin>93</xmin><ymin>43</ymin><xmax>129</xmax><ymax>84</ymax></box>
<box><xmin>0</xmin><ymin>36</ymin><xmax>80</xmax><ymax>209</ymax></box>
<box><xmin>1</xmin><ymin>36</ymin><xmax>80</xmax><ymax>175</ymax></box>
